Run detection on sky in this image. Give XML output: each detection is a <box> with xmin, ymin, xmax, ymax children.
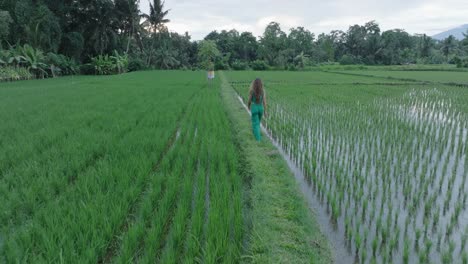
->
<box><xmin>140</xmin><ymin>0</ymin><xmax>468</xmax><ymax>40</ymax></box>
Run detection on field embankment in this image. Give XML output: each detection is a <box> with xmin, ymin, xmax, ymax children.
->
<box><xmin>220</xmin><ymin>72</ymin><xmax>333</xmax><ymax>263</ymax></box>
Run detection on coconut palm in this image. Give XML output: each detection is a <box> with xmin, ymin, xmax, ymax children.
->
<box><xmin>154</xmin><ymin>46</ymin><xmax>179</xmax><ymax>69</ymax></box>
<box><xmin>141</xmin><ymin>0</ymin><xmax>170</xmax><ymax>35</ymax></box>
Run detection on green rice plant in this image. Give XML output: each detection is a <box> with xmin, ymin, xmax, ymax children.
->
<box><xmin>372</xmin><ymin>237</ymin><xmax>378</xmax><ymax>256</ymax></box>
<box><xmin>437</xmin><ymin>233</ymin><xmax>443</xmax><ymax>251</ymax></box>
<box><xmin>418</xmin><ymin>250</ymin><xmax>427</xmax><ymax>263</ymax></box>
<box><xmin>345</xmin><ymin>216</ymin><xmax>351</xmax><ymax>239</ymax></box>
<box><xmin>415</xmin><ymin>229</ymin><xmax>421</xmax><ymax>250</ymax></box>
<box><xmin>360</xmin><ymin>248</ymin><xmax>367</xmax><ymax>264</ymax></box>
<box><xmin>461</xmin><ymin>229</ymin><xmax>468</xmax><ymax>252</ymax></box>
<box><xmin>354</xmin><ymin>228</ymin><xmax>362</xmax><ymax>253</ymax></box>
<box><xmin>424</xmin><ymin>240</ymin><xmax>432</xmax><ymax>256</ymax></box>
<box><xmin>389</xmin><ymin>227</ymin><xmax>399</xmax><ymax>252</ymax></box>
<box><xmin>363</xmin><ymin>227</ymin><xmax>369</xmax><ymax>244</ymax></box>
<box><xmin>403</xmin><ymin>238</ymin><xmax>410</xmax><ymax>264</ymax></box>
<box><xmin>433</xmin><ymin>206</ymin><xmax>440</xmax><ymax>229</ymax></box>
<box><xmin>441</xmin><ymin>247</ymin><xmax>453</xmax><ymax>264</ymax></box>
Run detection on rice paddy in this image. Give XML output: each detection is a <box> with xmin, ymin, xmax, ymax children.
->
<box><xmin>0</xmin><ymin>72</ymin><xmax>246</xmax><ymax>263</ymax></box>
<box><xmin>1</xmin><ymin>69</ymin><xmax>467</xmax><ymax>263</ymax></box>
<box><xmin>227</xmin><ymin>70</ymin><xmax>468</xmax><ymax>263</ymax></box>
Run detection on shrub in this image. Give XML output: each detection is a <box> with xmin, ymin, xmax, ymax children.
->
<box><xmin>19</xmin><ymin>44</ymin><xmax>48</xmax><ymax>78</ymax></box>
<box><xmin>250</xmin><ymin>60</ymin><xmax>268</xmax><ymax>71</ymax></box>
<box><xmin>46</xmin><ymin>52</ymin><xmax>77</xmax><ymax>76</ymax></box>
<box><xmin>214</xmin><ymin>60</ymin><xmax>229</xmax><ymax>70</ymax></box>
<box><xmin>231</xmin><ymin>60</ymin><xmax>248</xmax><ymax>70</ymax></box>
<box><xmin>1</xmin><ymin>44</ymin><xmax>49</xmax><ymax>79</ymax></box>
<box><xmin>339</xmin><ymin>54</ymin><xmax>357</xmax><ymax>65</ymax></box>
<box><xmin>88</xmin><ymin>51</ymin><xmax>129</xmax><ymax>75</ymax></box>
<box><xmin>80</xmin><ymin>64</ymin><xmax>95</xmax><ymax>75</ymax></box>
<box><xmin>429</xmin><ymin>53</ymin><xmax>446</xmax><ymax>64</ymax></box>
<box><xmin>110</xmin><ymin>50</ymin><xmax>129</xmax><ymax>74</ymax></box>
<box><xmin>91</xmin><ymin>55</ymin><xmax>116</xmax><ymax>75</ymax></box>
<box><xmin>1</xmin><ymin>44</ymin><xmax>78</xmax><ymax>81</ymax></box>
<box><xmin>128</xmin><ymin>57</ymin><xmax>145</xmax><ymax>72</ymax></box>
<box><xmin>453</xmin><ymin>56</ymin><xmax>468</xmax><ymax>68</ymax></box>
<box><xmin>287</xmin><ymin>64</ymin><xmax>297</xmax><ymax>71</ymax></box>
<box><xmin>0</xmin><ymin>66</ymin><xmax>33</xmax><ymax>82</ymax></box>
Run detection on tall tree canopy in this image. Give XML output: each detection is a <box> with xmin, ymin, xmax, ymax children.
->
<box><xmin>1</xmin><ymin>4</ymin><xmax>467</xmax><ymax>71</ymax></box>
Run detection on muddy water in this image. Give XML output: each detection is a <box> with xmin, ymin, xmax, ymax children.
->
<box><xmin>236</xmin><ymin>95</ymin><xmax>355</xmax><ymax>264</ymax></box>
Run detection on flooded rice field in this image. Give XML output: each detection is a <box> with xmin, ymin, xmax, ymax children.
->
<box><xmin>229</xmin><ymin>71</ymin><xmax>468</xmax><ymax>264</ymax></box>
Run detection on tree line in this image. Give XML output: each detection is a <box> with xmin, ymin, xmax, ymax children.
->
<box><xmin>204</xmin><ymin>21</ymin><xmax>468</xmax><ymax>70</ymax></box>
<box><xmin>1</xmin><ymin>0</ymin><xmax>468</xmax><ymax>79</ymax></box>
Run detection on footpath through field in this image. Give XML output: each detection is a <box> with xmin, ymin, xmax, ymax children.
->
<box><xmin>220</xmin><ymin>73</ymin><xmax>333</xmax><ymax>263</ymax></box>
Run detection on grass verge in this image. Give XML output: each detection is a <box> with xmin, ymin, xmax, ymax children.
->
<box><xmin>219</xmin><ymin>72</ymin><xmax>333</xmax><ymax>263</ymax></box>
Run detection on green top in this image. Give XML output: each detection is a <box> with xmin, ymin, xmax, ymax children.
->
<box><xmin>251</xmin><ymin>93</ymin><xmax>263</xmax><ymax>105</ymax></box>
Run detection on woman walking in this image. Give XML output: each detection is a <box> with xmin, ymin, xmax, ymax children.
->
<box><xmin>248</xmin><ymin>78</ymin><xmax>267</xmax><ymax>141</ymax></box>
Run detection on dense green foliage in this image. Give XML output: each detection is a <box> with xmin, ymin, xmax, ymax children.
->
<box><xmin>0</xmin><ymin>44</ymin><xmax>78</xmax><ymax>81</ymax></box>
<box><xmin>206</xmin><ymin>21</ymin><xmax>468</xmax><ymax>69</ymax></box>
<box><xmin>227</xmin><ymin>70</ymin><xmax>468</xmax><ymax>263</ymax></box>
<box><xmin>0</xmin><ymin>0</ymin><xmax>196</xmax><ymax>78</ymax></box>
<box><xmin>2</xmin><ymin>0</ymin><xmax>468</xmax><ymax>79</ymax></box>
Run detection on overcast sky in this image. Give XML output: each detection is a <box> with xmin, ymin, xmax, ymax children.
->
<box><xmin>140</xmin><ymin>0</ymin><xmax>468</xmax><ymax>40</ymax></box>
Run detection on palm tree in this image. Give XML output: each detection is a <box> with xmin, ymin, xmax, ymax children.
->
<box><xmin>140</xmin><ymin>0</ymin><xmax>170</xmax><ymax>67</ymax></box>
<box><xmin>419</xmin><ymin>34</ymin><xmax>432</xmax><ymax>58</ymax></box>
<box><xmin>441</xmin><ymin>35</ymin><xmax>457</xmax><ymax>59</ymax></box>
<box><xmin>154</xmin><ymin>46</ymin><xmax>179</xmax><ymax>69</ymax></box>
<box><xmin>462</xmin><ymin>30</ymin><xmax>468</xmax><ymax>50</ymax></box>
<box><xmin>141</xmin><ymin>0</ymin><xmax>170</xmax><ymax>35</ymax></box>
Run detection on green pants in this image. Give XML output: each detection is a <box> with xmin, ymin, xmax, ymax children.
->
<box><xmin>251</xmin><ymin>104</ymin><xmax>264</xmax><ymax>141</ymax></box>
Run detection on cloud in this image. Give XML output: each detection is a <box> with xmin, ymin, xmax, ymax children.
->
<box><xmin>139</xmin><ymin>0</ymin><xmax>468</xmax><ymax>40</ymax></box>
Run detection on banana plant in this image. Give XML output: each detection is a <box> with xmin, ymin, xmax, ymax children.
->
<box><xmin>46</xmin><ymin>52</ymin><xmax>78</xmax><ymax>76</ymax></box>
<box><xmin>294</xmin><ymin>52</ymin><xmax>310</xmax><ymax>69</ymax></box>
<box><xmin>91</xmin><ymin>54</ymin><xmax>115</xmax><ymax>75</ymax></box>
<box><xmin>0</xmin><ymin>48</ymin><xmax>25</xmax><ymax>66</ymax></box>
<box><xmin>19</xmin><ymin>44</ymin><xmax>48</xmax><ymax>78</ymax></box>
<box><xmin>110</xmin><ymin>50</ymin><xmax>129</xmax><ymax>74</ymax></box>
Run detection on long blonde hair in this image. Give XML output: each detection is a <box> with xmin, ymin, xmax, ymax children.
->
<box><xmin>251</xmin><ymin>78</ymin><xmax>264</xmax><ymax>102</ymax></box>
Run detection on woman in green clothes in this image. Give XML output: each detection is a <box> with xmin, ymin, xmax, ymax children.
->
<box><xmin>248</xmin><ymin>78</ymin><xmax>267</xmax><ymax>141</ymax></box>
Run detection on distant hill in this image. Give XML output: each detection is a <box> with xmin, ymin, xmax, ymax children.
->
<box><xmin>432</xmin><ymin>24</ymin><xmax>468</xmax><ymax>40</ymax></box>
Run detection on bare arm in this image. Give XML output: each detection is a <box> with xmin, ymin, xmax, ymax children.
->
<box><xmin>247</xmin><ymin>89</ymin><xmax>252</xmax><ymax>110</ymax></box>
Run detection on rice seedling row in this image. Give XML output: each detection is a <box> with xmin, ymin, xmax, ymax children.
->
<box><xmin>332</xmin><ymin>70</ymin><xmax>468</xmax><ymax>86</ymax></box>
